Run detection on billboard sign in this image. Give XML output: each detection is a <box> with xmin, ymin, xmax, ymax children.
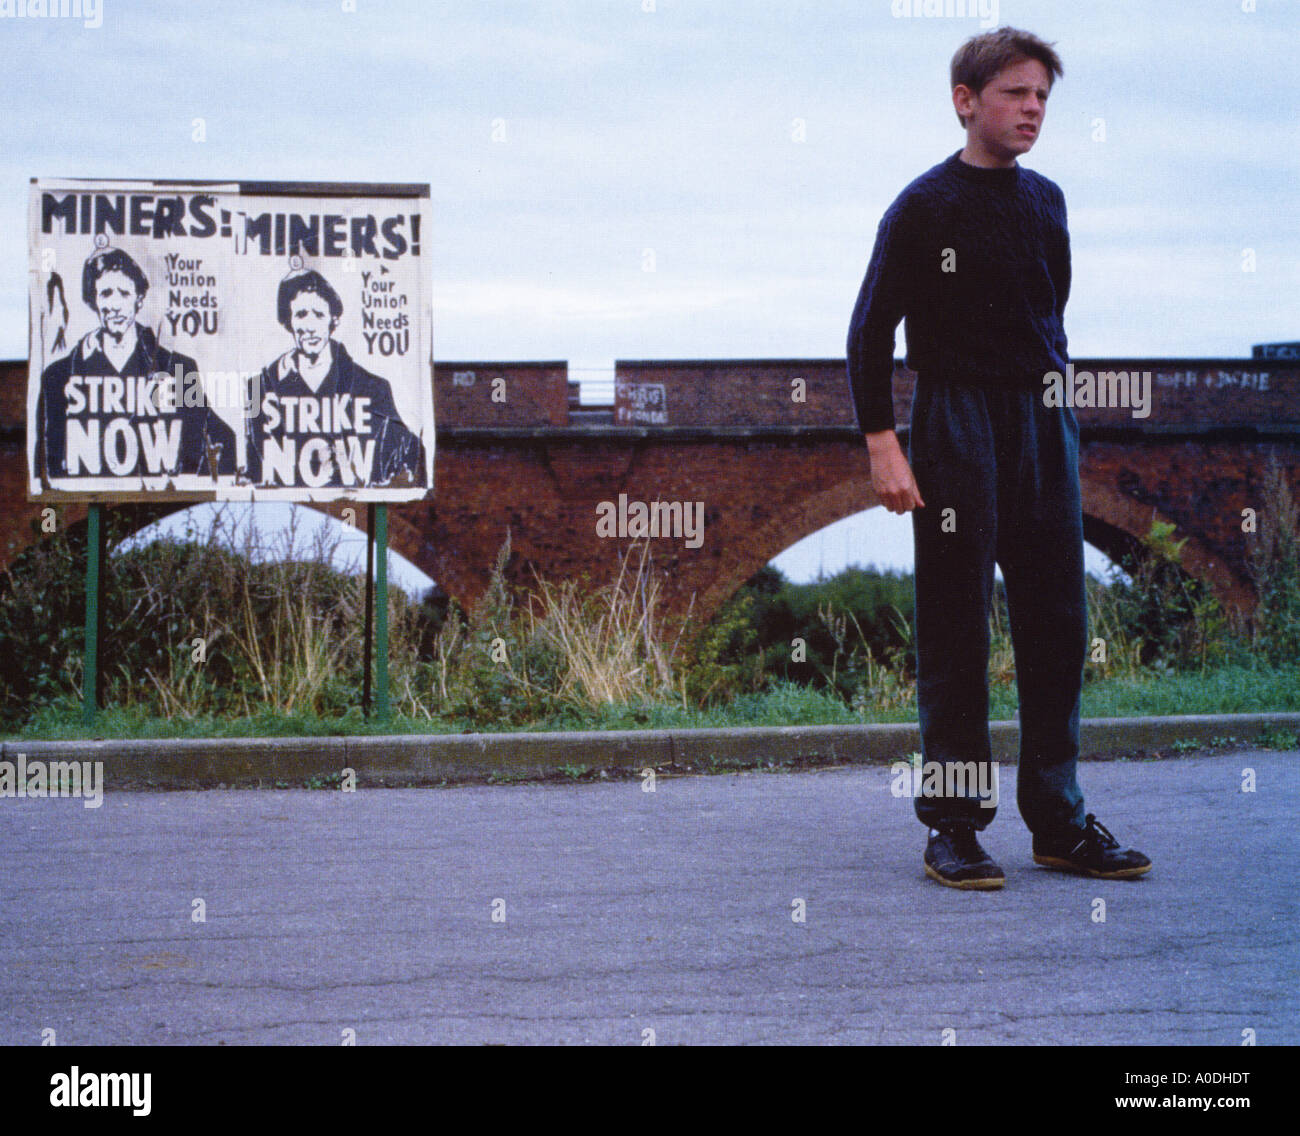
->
<box><xmin>28</xmin><ymin>178</ymin><xmax>434</xmax><ymax>502</ymax></box>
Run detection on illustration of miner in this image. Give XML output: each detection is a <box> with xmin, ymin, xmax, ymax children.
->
<box><xmin>38</xmin><ymin>244</ymin><xmax>236</xmax><ymax>482</ymax></box>
<box><xmin>245</xmin><ymin>266</ymin><xmax>425</xmax><ymax>489</ymax></box>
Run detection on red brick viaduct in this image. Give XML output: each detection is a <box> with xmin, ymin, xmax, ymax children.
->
<box><xmin>4</xmin><ymin>351</ymin><xmax>1298</xmax><ymax>630</ymax></box>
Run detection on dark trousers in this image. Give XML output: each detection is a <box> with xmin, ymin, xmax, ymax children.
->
<box><xmin>908</xmin><ymin>379</ymin><xmax>1087</xmax><ymax>836</ymax></box>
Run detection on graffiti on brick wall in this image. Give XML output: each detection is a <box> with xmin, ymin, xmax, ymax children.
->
<box><xmin>1156</xmin><ymin>369</ymin><xmax>1271</xmax><ymax>392</ymax></box>
<box><xmin>615</xmin><ymin>382</ymin><xmax>668</xmax><ymax>426</ymax></box>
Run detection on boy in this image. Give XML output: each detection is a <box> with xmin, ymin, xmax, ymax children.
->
<box><xmin>846</xmin><ymin>27</ymin><xmax>1150</xmax><ymax>889</ymax></box>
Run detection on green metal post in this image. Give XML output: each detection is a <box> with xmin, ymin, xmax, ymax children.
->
<box><xmin>82</xmin><ymin>503</ymin><xmax>102</xmax><ymax>726</ymax></box>
<box><xmin>374</xmin><ymin>503</ymin><xmax>390</xmax><ymax>721</ymax></box>
<box><xmin>362</xmin><ymin>503</ymin><xmax>375</xmax><ymax>718</ymax></box>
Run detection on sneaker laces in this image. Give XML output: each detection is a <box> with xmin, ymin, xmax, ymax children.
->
<box><xmin>1074</xmin><ymin>813</ymin><xmax>1120</xmax><ymax>854</ymax></box>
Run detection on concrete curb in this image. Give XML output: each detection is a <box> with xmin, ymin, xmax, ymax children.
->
<box><xmin>2</xmin><ymin>713</ymin><xmax>1296</xmax><ymax>789</ymax></box>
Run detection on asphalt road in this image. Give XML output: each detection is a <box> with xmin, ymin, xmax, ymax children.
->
<box><xmin>1</xmin><ymin>750</ymin><xmax>1295</xmax><ymax>1045</ymax></box>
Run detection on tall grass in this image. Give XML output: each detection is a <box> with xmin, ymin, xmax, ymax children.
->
<box><xmin>395</xmin><ymin>536</ymin><xmax>684</xmax><ymax>723</ymax></box>
<box><xmin>527</xmin><ymin>541</ymin><xmax>682</xmax><ymax>708</ymax></box>
<box><xmin>0</xmin><ymin>506</ymin><xmax>403</xmax><ymax>725</ymax></box>
<box><xmin>118</xmin><ymin>508</ymin><xmax>366</xmax><ymax>717</ymax></box>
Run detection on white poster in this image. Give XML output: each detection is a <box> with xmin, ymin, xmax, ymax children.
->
<box><xmin>28</xmin><ymin>178</ymin><xmax>434</xmax><ymax>502</ymax></box>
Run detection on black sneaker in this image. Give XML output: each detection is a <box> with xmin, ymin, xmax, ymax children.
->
<box><xmin>1033</xmin><ymin>813</ymin><xmax>1152</xmax><ymax>879</ymax></box>
<box><xmin>924</xmin><ymin>826</ymin><xmax>1005</xmax><ymax>890</ymax></box>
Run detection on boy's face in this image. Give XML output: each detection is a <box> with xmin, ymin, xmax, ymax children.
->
<box><xmin>954</xmin><ymin>56</ymin><xmax>1052</xmax><ymax>164</ymax></box>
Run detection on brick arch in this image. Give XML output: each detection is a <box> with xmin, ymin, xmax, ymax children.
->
<box><xmin>669</xmin><ymin>471</ymin><xmax>1247</xmax><ymax>636</ymax></box>
<box><xmin>2</xmin><ymin>500</ymin><xmax>178</xmax><ymax>568</ymax></box>
<box><xmin>1078</xmin><ymin>472</ymin><xmax>1253</xmax><ymax>612</ymax></box>
<box><xmin>643</xmin><ymin>450</ymin><xmax>1261</xmax><ymax>633</ymax></box>
<box><xmin>684</xmin><ymin>475</ymin><xmax>883</xmax><ymax>628</ymax></box>
<box><xmin>6</xmin><ymin>354</ymin><xmax>1297</xmax><ymax>639</ymax></box>
<box><xmin>0</xmin><ymin>439</ymin><xmax>1273</xmax><ymax>633</ymax></box>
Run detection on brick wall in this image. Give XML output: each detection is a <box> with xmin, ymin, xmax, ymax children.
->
<box><xmin>433</xmin><ymin>361</ymin><xmax>568</xmax><ymax>428</ymax></box>
<box><xmin>611</xmin><ymin>357</ymin><xmax>1300</xmax><ymax>430</ymax></box>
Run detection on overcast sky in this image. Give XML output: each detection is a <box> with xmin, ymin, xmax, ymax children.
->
<box><xmin>4</xmin><ymin>0</ymin><xmax>1295</xmax><ymax>586</ymax></box>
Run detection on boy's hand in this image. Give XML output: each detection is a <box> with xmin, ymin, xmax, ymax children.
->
<box><xmin>865</xmin><ymin>429</ymin><xmax>926</xmax><ymax>514</ymax></box>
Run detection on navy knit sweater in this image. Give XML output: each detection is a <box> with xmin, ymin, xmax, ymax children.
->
<box><xmin>846</xmin><ymin>149</ymin><xmax>1071</xmax><ymax>435</ymax></box>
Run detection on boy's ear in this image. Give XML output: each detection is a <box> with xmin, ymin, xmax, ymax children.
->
<box><xmin>951</xmin><ymin>83</ymin><xmax>976</xmax><ymax>127</ymax></box>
